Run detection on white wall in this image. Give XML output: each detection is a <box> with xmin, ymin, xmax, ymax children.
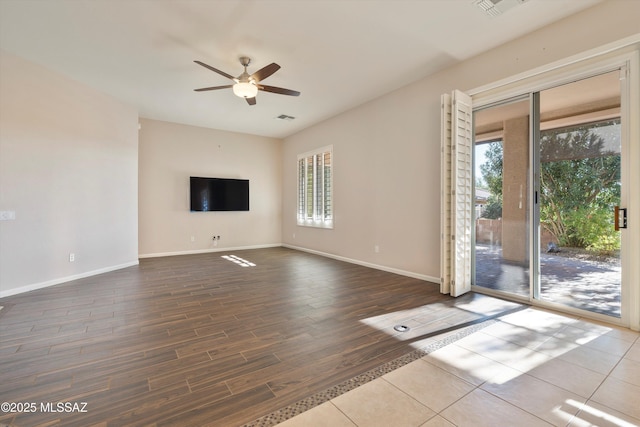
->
<box><xmin>2</xmin><ymin>0</ymin><xmax>638</xmax><ymax>297</ymax></box>
<box><xmin>0</xmin><ymin>50</ymin><xmax>139</xmax><ymax>297</ymax></box>
<box><xmin>138</xmin><ymin>119</ymin><xmax>282</xmax><ymax>257</ymax></box>
<box><xmin>282</xmin><ymin>0</ymin><xmax>640</xmax><ymax>282</ymax></box>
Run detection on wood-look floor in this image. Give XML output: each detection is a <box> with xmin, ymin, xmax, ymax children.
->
<box><xmin>0</xmin><ymin>247</ymin><xmax>519</xmax><ymax>427</ymax></box>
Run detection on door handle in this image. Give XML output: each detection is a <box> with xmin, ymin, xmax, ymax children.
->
<box><xmin>614</xmin><ymin>206</ymin><xmax>627</xmax><ymax>231</ymax></box>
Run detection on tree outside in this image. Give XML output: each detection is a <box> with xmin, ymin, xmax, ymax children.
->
<box><xmin>478</xmin><ymin>140</ymin><xmax>503</xmax><ymax>221</ymax></box>
<box><xmin>478</xmin><ymin>119</ymin><xmax>621</xmax><ymax>255</ymax></box>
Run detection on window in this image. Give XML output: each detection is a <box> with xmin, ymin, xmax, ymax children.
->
<box><xmin>297</xmin><ymin>146</ymin><xmax>333</xmax><ymax>228</ymax></box>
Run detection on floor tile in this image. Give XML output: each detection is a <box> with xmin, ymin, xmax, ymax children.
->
<box><xmin>481</xmin><ymin>371</ymin><xmax>586</xmax><ymax>426</ymax></box>
<box><xmin>570</xmin><ymin>319</ymin><xmax>640</xmax><ymax>343</ymax></box>
<box><xmin>481</xmin><ymin>320</ymin><xmax>552</xmax><ymax>349</ymax></box>
<box><xmin>419</xmin><ymin>415</ymin><xmax>456</xmax><ymax>427</ymax></box>
<box><xmin>421</xmin><ymin>343</ymin><xmax>512</xmax><ymax>386</ymax></box>
<box><xmin>526</xmin><ymin>356</ymin><xmax>606</xmax><ymax>398</ymax></box>
<box><xmin>455</xmin><ymin>331</ymin><xmax>552</xmax><ymax>373</ymax></box>
<box><xmin>383</xmin><ymin>359</ymin><xmax>475</xmax><ymax>412</ymax></box>
<box><xmin>532</xmin><ymin>335</ymin><xmax>580</xmax><ymax>358</ymax></box>
<box><xmin>590</xmin><ymin>376</ymin><xmax>640</xmax><ymax>419</ymax></box>
<box><xmin>609</xmin><ymin>357</ymin><xmax>640</xmax><ymax>387</ymax></box>
<box><xmin>275</xmin><ymin>402</ymin><xmax>356</xmax><ymax>427</ymax></box>
<box><xmin>554</xmin><ymin>326</ymin><xmax>634</xmax><ymax>357</ymax></box>
<box><xmin>331</xmin><ymin>378</ymin><xmax>436</xmax><ymax>427</ymax></box>
<box><xmin>568</xmin><ymin>399</ymin><xmax>640</xmax><ymax>427</ymax></box>
<box><xmin>454</xmin><ymin>330</ymin><xmax>529</xmax><ymax>360</ymax></box>
<box><xmin>624</xmin><ymin>341</ymin><xmax>640</xmax><ymax>363</ymax></box>
<box><xmin>499</xmin><ymin>308</ymin><xmax>578</xmax><ymax>335</ymax></box>
<box><xmin>552</xmin><ymin>324</ymin><xmax>604</xmax><ymax>343</ymax></box>
<box><xmin>500</xmin><ymin>348</ymin><xmax>555</xmax><ymax>373</ymax></box>
<box><xmin>555</xmin><ymin>343</ymin><xmax>622</xmax><ymax>375</ymax></box>
<box><xmin>440</xmin><ymin>388</ymin><xmax>552</xmax><ymax>427</ymax></box>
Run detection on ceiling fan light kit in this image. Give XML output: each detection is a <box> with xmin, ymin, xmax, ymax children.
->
<box><xmin>194</xmin><ymin>56</ymin><xmax>300</xmax><ymax>106</ymax></box>
<box><xmin>232</xmin><ymin>81</ymin><xmax>258</xmax><ymax>98</ymax></box>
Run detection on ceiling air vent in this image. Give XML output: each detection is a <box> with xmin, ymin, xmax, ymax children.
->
<box><xmin>474</xmin><ymin>0</ymin><xmax>528</xmax><ymax>17</ymax></box>
<box><xmin>276</xmin><ymin>114</ymin><xmax>296</xmax><ymax>121</ymax></box>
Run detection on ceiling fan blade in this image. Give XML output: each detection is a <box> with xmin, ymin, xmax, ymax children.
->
<box><xmin>246</xmin><ymin>97</ymin><xmax>257</xmax><ymax>106</ymax></box>
<box><xmin>259</xmin><ymin>85</ymin><xmax>300</xmax><ymax>96</ymax></box>
<box><xmin>194</xmin><ymin>60</ymin><xmax>236</xmax><ymax>80</ymax></box>
<box><xmin>194</xmin><ymin>85</ymin><xmax>233</xmax><ymax>92</ymax></box>
<box><xmin>250</xmin><ymin>63</ymin><xmax>280</xmax><ymax>82</ymax></box>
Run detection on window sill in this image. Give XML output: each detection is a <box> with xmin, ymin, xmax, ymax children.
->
<box><xmin>297</xmin><ymin>220</ymin><xmax>333</xmax><ymax>229</ymax></box>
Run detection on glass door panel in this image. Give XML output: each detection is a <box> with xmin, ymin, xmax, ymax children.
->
<box><xmin>473</xmin><ymin>99</ymin><xmax>530</xmax><ymax>298</ymax></box>
<box><xmin>537</xmin><ymin>71</ymin><xmax>622</xmax><ymax>317</ymax></box>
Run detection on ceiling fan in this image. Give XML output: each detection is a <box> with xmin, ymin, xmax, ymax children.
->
<box><xmin>194</xmin><ymin>56</ymin><xmax>300</xmax><ymax>105</ymax></box>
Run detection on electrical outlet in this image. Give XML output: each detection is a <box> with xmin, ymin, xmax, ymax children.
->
<box><xmin>374</xmin><ymin>245</ymin><xmax>380</xmax><ymax>253</ymax></box>
<box><xmin>69</xmin><ymin>253</ymin><xmax>75</xmax><ymax>262</ymax></box>
<box><xmin>191</xmin><ymin>236</ymin><xmax>195</xmax><ymax>242</ymax></box>
<box><xmin>0</xmin><ymin>211</ymin><xmax>16</xmax><ymax>221</ymax></box>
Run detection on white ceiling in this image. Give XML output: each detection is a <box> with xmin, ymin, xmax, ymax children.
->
<box><xmin>0</xmin><ymin>0</ymin><xmax>602</xmax><ymax>139</ymax></box>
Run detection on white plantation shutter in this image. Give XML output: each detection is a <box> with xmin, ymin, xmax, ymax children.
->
<box><xmin>441</xmin><ymin>90</ymin><xmax>473</xmax><ymax>297</ymax></box>
<box><xmin>297</xmin><ymin>146</ymin><xmax>333</xmax><ymax>227</ymax></box>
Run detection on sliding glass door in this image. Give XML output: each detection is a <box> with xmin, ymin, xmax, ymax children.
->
<box><xmin>536</xmin><ymin>71</ymin><xmax>622</xmax><ymax>317</ymax></box>
<box><xmin>472</xmin><ymin>69</ymin><xmax>627</xmax><ymax>321</ymax></box>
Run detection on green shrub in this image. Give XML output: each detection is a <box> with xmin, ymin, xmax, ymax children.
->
<box><xmin>559</xmin><ymin>207</ymin><xmax>620</xmax><ymax>253</ymax></box>
<box><xmin>481</xmin><ymin>196</ymin><xmax>502</xmax><ymax>219</ymax></box>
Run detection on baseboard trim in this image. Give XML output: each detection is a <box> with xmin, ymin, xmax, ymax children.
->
<box><xmin>0</xmin><ymin>260</ymin><xmax>140</xmax><ymax>298</ymax></box>
<box><xmin>1</xmin><ymin>245</ymin><xmax>436</xmax><ymax>298</ymax></box>
<box><xmin>282</xmin><ymin>244</ymin><xmax>439</xmax><ymax>284</ymax></box>
<box><xmin>138</xmin><ymin>243</ymin><xmax>282</xmax><ymax>259</ymax></box>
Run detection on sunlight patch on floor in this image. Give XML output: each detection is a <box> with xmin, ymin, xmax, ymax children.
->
<box><xmin>221</xmin><ymin>254</ymin><xmax>256</xmax><ymax>267</ymax></box>
<box><xmin>358</xmin><ymin>294</ymin><xmax>523</xmax><ymax>349</ymax></box>
<box><xmin>566</xmin><ymin>399</ymin><xmax>637</xmax><ymax>427</ymax></box>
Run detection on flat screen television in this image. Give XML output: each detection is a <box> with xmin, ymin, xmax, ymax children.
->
<box><xmin>190</xmin><ymin>177</ymin><xmax>249</xmax><ymax>212</ymax></box>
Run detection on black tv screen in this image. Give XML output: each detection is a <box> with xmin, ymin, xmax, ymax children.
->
<box><xmin>190</xmin><ymin>177</ymin><xmax>249</xmax><ymax>211</ymax></box>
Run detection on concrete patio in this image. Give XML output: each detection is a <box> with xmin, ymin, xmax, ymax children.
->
<box><xmin>475</xmin><ymin>244</ymin><xmax>621</xmax><ymax>317</ymax></box>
